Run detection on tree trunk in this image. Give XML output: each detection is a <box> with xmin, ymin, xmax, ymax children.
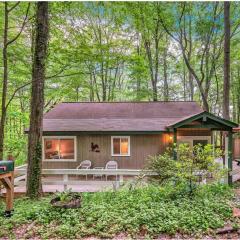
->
<box><xmin>183</xmin><ymin>63</ymin><xmax>186</xmax><ymax>100</ymax></box>
<box><xmin>136</xmin><ymin>32</ymin><xmax>141</xmax><ymax>100</ymax></box>
<box><xmin>188</xmin><ymin>16</ymin><xmax>194</xmax><ymax>101</ymax></box>
<box><xmin>223</xmin><ymin>1</ymin><xmax>230</xmax><ymax>120</ymax></box>
<box><xmin>144</xmin><ymin>40</ymin><xmax>157</xmax><ymax>101</ymax></box>
<box><xmin>182</xmin><ymin>49</ymin><xmax>209</xmax><ymax>111</ymax></box>
<box><xmin>189</xmin><ymin>73</ymin><xmax>194</xmax><ymax>101</ymax></box>
<box><xmin>0</xmin><ymin>3</ymin><xmax>9</xmax><ymax>159</ymax></box>
<box><xmin>26</xmin><ymin>2</ymin><xmax>49</xmax><ymax>198</ymax></box>
<box><xmin>237</xmin><ymin>67</ymin><xmax>240</xmax><ymax>123</ymax></box>
<box><xmin>163</xmin><ymin>46</ymin><xmax>169</xmax><ymax>101</ymax></box>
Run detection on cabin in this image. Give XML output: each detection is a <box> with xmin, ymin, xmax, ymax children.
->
<box><xmin>40</xmin><ymin>101</ymin><xmax>238</xmax><ymax>183</ymax></box>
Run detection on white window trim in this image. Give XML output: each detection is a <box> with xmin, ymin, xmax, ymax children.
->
<box><xmin>111</xmin><ymin>136</ymin><xmax>130</xmax><ymax>157</ymax></box>
<box><xmin>42</xmin><ymin>136</ymin><xmax>77</xmax><ymax>162</ymax></box>
<box><xmin>177</xmin><ymin>136</ymin><xmax>211</xmax><ymax>148</ymax></box>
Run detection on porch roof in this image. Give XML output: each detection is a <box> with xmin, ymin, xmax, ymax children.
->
<box><xmin>167</xmin><ymin>111</ymin><xmax>238</xmax><ymax>131</ymax></box>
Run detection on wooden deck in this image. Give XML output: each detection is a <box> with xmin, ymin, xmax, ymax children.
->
<box><xmin>12</xmin><ymin>167</ymin><xmax>151</xmax><ymax>194</ymax></box>
<box><xmin>3</xmin><ymin>161</ymin><xmax>240</xmax><ymax>194</ymax></box>
<box><xmin>13</xmin><ymin>181</ymin><xmax>115</xmax><ymax>193</ymax></box>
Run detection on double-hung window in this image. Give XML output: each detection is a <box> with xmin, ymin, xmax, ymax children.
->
<box><xmin>111</xmin><ymin>136</ymin><xmax>130</xmax><ymax>156</ymax></box>
<box><xmin>43</xmin><ymin>136</ymin><xmax>76</xmax><ymax>161</ymax></box>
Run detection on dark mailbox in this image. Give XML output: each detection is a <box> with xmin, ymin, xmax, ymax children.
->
<box><xmin>0</xmin><ymin>161</ymin><xmax>14</xmax><ymax>174</ymax></box>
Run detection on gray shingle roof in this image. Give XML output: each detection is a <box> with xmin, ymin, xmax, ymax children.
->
<box><xmin>43</xmin><ymin>102</ymin><xmax>203</xmax><ymax>132</ymax></box>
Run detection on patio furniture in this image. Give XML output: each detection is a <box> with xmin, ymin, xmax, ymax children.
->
<box><xmin>92</xmin><ymin>167</ymin><xmax>104</xmax><ymax>180</ymax></box>
<box><xmin>76</xmin><ymin>160</ymin><xmax>92</xmax><ymax>180</ymax></box>
<box><xmin>105</xmin><ymin>160</ymin><xmax>118</xmax><ymax>181</ymax></box>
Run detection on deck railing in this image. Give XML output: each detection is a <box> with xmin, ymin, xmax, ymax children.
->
<box><xmin>14</xmin><ymin>163</ymin><xmax>229</xmax><ymax>191</ymax></box>
<box><xmin>14</xmin><ymin>167</ymin><xmax>158</xmax><ymax>190</ymax></box>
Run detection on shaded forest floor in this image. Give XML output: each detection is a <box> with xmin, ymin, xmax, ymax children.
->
<box><xmin>1</xmin><ymin>184</ymin><xmax>240</xmax><ymax>239</ymax></box>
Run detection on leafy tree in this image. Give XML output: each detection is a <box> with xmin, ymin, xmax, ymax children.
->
<box><xmin>26</xmin><ymin>2</ymin><xmax>49</xmax><ymax>198</ymax></box>
<box><xmin>0</xmin><ymin>2</ymin><xmax>31</xmax><ymax>159</ymax></box>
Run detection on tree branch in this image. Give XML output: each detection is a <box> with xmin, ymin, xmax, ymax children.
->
<box><xmin>5</xmin><ymin>81</ymin><xmax>31</xmax><ymax>111</ymax></box>
<box><xmin>46</xmin><ymin>71</ymin><xmax>87</xmax><ymax>79</ymax></box>
<box><xmin>7</xmin><ymin>3</ymin><xmax>30</xmax><ymax>46</ymax></box>
<box><xmin>7</xmin><ymin>2</ymin><xmax>20</xmax><ymax>13</ymax></box>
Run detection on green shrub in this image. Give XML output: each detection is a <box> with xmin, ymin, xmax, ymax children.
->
<box><xmin>147</xmin><ymin>144</ymin><xmax>227</xmax><ymax>195</ymax></box>
<box><xmin>147</xmin><ymin>152</ymin><xmax>177</xmax><ymax>184</ymax></box>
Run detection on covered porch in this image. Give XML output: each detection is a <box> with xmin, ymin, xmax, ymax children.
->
<box><xmin>168</xmin><ymin>111</ymin><xmax>238</xmax><ymax>184</ymax></box>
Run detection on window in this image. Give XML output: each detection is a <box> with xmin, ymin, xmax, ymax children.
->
<box><xmin>193</xmin><ymin>140</ymin><xmax>208</xmax><ymax>147</ymax></box>
<box><xmin>177</xmin><ymin>136</ymin><xmax>210</xmax><ymax>148</ymax></box>
<box><xmin>43</xmin><ymin>137</ymin><xmax>76</xmax><ymax>161</ymax></box>
<box><xmin>111</xmin><ymin>136</ymin><xmax>130</xmax><ymax>156</ymax></box>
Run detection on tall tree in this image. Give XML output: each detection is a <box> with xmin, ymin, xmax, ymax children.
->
<box><xmin>26</xmin><ymin>2</ymin><xmax>49</xmax><ymax>198</ymax></box>
<box><xmin>0</xmin><ymin>2</ymin><xmax>30</xmax><ymax>159</ymax></box>
<box><xmin>223</xmin><ymin>2</ymin><xmax>230</xmax><ymax>120</ymax></box>
<box><xmin>160</xmin><ymin>2</ymin><xmax>224</xmax><ymax>111</ymax></box>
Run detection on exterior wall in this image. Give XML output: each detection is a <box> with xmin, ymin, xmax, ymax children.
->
<box><xmin>42</xmin><ymin>134</ymin><xmax>168</xmax><ymax>169</ymax></box>
<box><xmin>42</xmin><ymin>129</ymin><xmax>212</xmax><ymax>169</ymax></box>
<box><xmin>234</xmin><ymin>137</ymin><xmax>240</xmax><ymax>159</ymax></box>
<box><xmin>177</xmin><ymin>129</ymin><xmax>211</xmax><ymax>136</ymax></box>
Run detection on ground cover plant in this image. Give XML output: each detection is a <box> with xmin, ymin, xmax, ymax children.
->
<box><xmin>0</xmin><ymin>183</ymin><xmax>235</xmax><ymax>239</ymax></box>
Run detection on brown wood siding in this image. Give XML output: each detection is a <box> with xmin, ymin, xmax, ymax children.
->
<box><xmin>234</xmin><ymin>138</ymin><xmax>240</xmax><ymax>159</ymax></box>
<box><xmin>42</xmin><ymin>134</ymin><xmax>167</xmax><ymax>169</ymax></box>
<box><xmin>177</xmin><ymin>129</ymin><xmax>211</xmax><ymax>136</ymax></box>
<box><xmin>42</xmin><ymin>161</ymin><xmax>77</xmax><ymax>169</ymax></box>
<box><xmin>42</xmin><ymin>129</ymin><xmax>212</xmax><ymax>169</ymax></box>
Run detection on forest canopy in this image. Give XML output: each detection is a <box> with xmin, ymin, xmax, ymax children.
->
<box><xmin>0</xmin><ymin>1</ymin><xmax>239</xmax><ymax>164</ymax></box>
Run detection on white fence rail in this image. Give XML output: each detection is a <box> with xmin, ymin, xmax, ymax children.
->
<box><xmin>14</xmin><ymin>167</ymin><xmax>157</xmax><ymax>191</ymax></box>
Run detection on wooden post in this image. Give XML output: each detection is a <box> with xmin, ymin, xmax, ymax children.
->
<box><xmin>228</xmin><ymin>131</ymin><xmax>233</xmax><ymax>185</ymax></box>
<box><xmin>63</xmin><ymin>174</ymin><xmax>68</xmax><ymax>191</ymax></box>
<box><xmin>119</xmin><ymin>175</ymin><xmax>123</xmax><ymax>184</ymax></box>
<box><xmin>0</xmin><ymin>171</ymin><xmax>14</xmax><ymax>217</ymax></box>
<box><xmin>6</xmin><ymin>172</ymin><xmax>14</xmax><ymax>212</ymax></box>
<box><xmin>173</xmin><ymin>128</ymin><xmax>177</xmax><ymax>160</ymax></box>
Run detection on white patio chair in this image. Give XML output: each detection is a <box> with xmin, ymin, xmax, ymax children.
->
<box><xmin>105</xmin><ymin>160</ymin><xmax>118</xmax><ymax>181</ymax></box>
<box><xmin>76</xmin><ymin>160</ymin><xmax>92</xmax><ymax>180</ymax></box>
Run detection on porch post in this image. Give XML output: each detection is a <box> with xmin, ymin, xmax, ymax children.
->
<box><xmin>228</xmin><ymin>131</ymin><xmax>233</xmax><ymax>185</ymax></box>
<box><xmin>173</xmin><ymin>128</ymin><xmax>177</xmax><ymax>160</ymax></box>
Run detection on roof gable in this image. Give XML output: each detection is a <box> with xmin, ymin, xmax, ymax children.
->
<box><xmin>167</xmin><ymin>111</ymin><xmax>238</xmax><ymax>129</ymax></box>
